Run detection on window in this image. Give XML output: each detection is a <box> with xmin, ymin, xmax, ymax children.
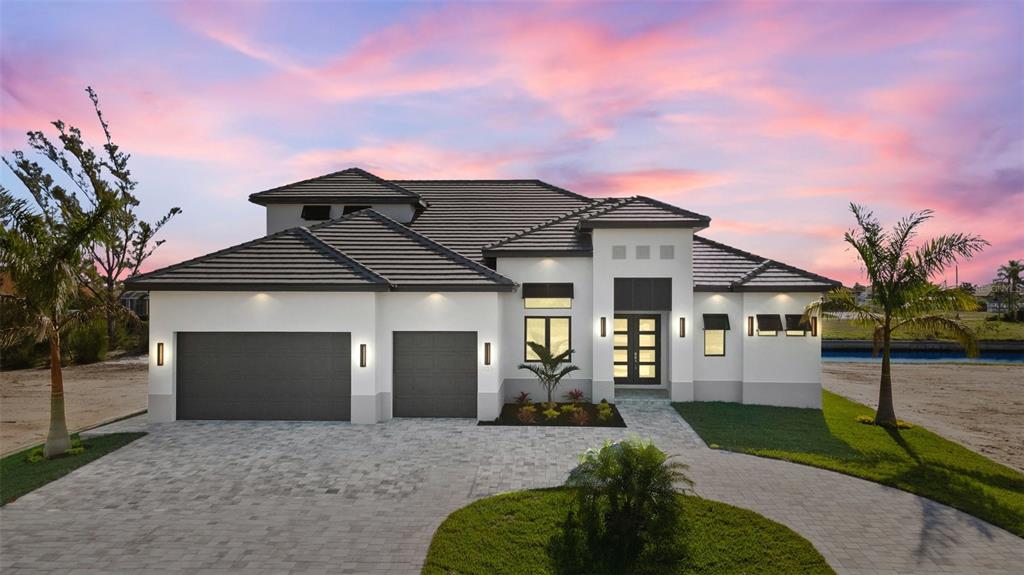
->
<box><xmin>342</xmin><ymin>205</ymin><xmax>371</xmax><ymax>215</ymax></box>
<box><xmin>702</xmin><ymin>313</ymin><xmax>729</xmax><ymax>356</ymax></box>
<box><xmin>785</xmin><ymin>314</ymin><xmax>810</xmax><ymax>336</ymax></box>
<box><xmin>300</xmin><ymin>205</ymin><xmax>331</xmax><ymax>221</ymax></box>
<box><xmin>636</xmin><ymin>245</ymin><xmax>650</xmax><ymax>259</ymax></box>
<box><xmin>524</xmin><ymin>316</ymin><xmax>571</xmax><ymax>361</ymax></box>
<box><xmin>522</xmin><ymin>283</ymin><xmax>573</xmax><ymax>309</ymax></box>
<box><xmin>704</xmin><ymin>330</ymin><xmax>725</xmax><ymax>356</ymax></box>
<box><xmin>755</xmin><ymin>314</ymin><xmax>783</xmax><ymax>336</ymax></box>
<box><xmin>612</xmin><ymin>245</ymin><xmax>627</xmax><ymax>260</ymax></box>
<box><xmin>660</xmin><ymin>245</ymin><xmax>675</xmax><ymax>259</ymax></box>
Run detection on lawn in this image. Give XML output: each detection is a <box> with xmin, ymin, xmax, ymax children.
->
<box><xmin>422</xmin><ymin>489</ymin><xmax>833</xmax><ymax>575</ymax></box>
<box><xmin>1</xmin><ymin>432</ymin><xmax>146</xmax><ymax>504</ymax></box>
<box><xmin>823</xmin><ymin>311</ymin><xmax>1024</xmax><ymax>340</ymax></box>
<box><xmin>674</xmin><ymin>392</ymin><xmax>1024</xmax><ymax>537</ymax></box>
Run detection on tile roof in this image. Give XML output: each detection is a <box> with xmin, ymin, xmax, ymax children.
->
<box><xmin>397</xmin><ymin>180</ymin><xmax>595</xmax><ymax>261</ymax></box>
<box><xmin>248</xmin><ymin>167</ymin><xmax>423</xmax><ymax>206</ymax></box>
<box><xmin>127</xmin><ymin>210</ymin><xmax>516</xmax><ymax>292</ymax></box>
<box><xmin>693</xmin><ymin>235</ymin><xmax>840</xmax><ymax>292</ymax></box>
<box><xmin>126</xmin><ymin>228</ymin><xmax>389</xmax><ymax>291</ymax></box>
<box><xmin>482</xmin><ymin>199</ymin><xmax>619</xmax><ymax>256</ymax></box>
<box><xmin>578</xmin><ymin>196</ymin><xmax>710</xmax><ymax>229</ymax></box>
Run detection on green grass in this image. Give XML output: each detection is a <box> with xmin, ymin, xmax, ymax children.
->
<box><xmin>674</xmin><ymin>392</ymin><xmax>1024</xmax><ymax>537</ymax></box>
<box><xmin>1</xmin><ymin>432</ymin><xmax>146</xmax><ymax>505</ymax></box>
<box><xmin>423</xmin><ymin>489</ymin><xmax>833</xmax><ymax>575</ymax></box>
<box><xmin>823</xmin><ymin>312</ymin><xmax>1024</xmax><ymax>340</ymax></box>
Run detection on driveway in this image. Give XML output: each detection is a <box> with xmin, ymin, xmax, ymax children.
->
<box><xmin>1</xmin><ymin>400</ymin><xmax>1021</xmax><ymax>574</ymax></box>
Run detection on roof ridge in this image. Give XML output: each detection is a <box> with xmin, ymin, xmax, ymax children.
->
<box><xmin>126</xmin><ymin>227</ymin><xmax>309</xmax><ymax>284</ymax></box>
<box><xmin>348</xmin><ymin>167</ymin><xmax>420</xmax><ymax>199</ymax></box>
<box><xmin>356</xmin><ymin>210</ymin><xmax>516</xmax><ymax>286</ymax></box>
<box><xmin>575</xmin><ymin>196</ymin><xmax>631</xmax><ymax>227</ymax></box>
<box><xmin>393</xmin><ymin>178</ymin><xmax>596</xmax><ymax>203</ymax></box>
<box><xmin>732</xmin><ymin>259</ymin><xmax>773</xmax><ymax>287</ymax></box>
<box><xmin>693</xmin><ymin>234</ymin><xmax>765</xmax><ymax>263</ymax></box>
<box><xmin>483</xmin><ymin>198</ymin><xmax>617</xmax><ymax>251</ymax></box>
<box><xmin>293</xmin><ymin>226</ymin><xmax>392</xmax><ymax>287</ymax></box>
<box><xmin>249</xmin><ymin>167</ymin><xmax>421</xmax><ymax>201</ymax></box>
<box><xmin>696</xmin><ymin>234</ymin><xmax>841</xmax><ymax>287</ymax></box>
<box><xmin>632</xmin><ymin>195</ymin><xmax>711</xmax><ymax>223</ymax></box>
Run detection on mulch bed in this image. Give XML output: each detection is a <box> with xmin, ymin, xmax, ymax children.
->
<box><xmin>479</xmin><ymin>402</ymin><xmax>627</xmax><ymax>427</ymax></box>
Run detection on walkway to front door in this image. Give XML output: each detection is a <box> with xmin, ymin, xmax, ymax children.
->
<box><xmin>613</xmin><ymin>314</ymin><xmax>660</xmax><ymax>385</ymax></box>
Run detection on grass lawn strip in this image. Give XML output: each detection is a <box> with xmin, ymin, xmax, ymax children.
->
<box><xmin>823</xmin><ymin>311</ymin><xmax>1024</xmax><ymax>341</ymax></box>
<box><xmin>674</xmin><ymin>391</ymin><xmax>1024</xmax><ymax>537</ymax></box>
<box><xmin>422</xmin><ymin>488</ymin><xmax>833</xmax><ymax>575</ymax></box>
<box><xmin>1</xmin><ymin>432</ymin><xmax>146</xmax><ymax>505</ymax></box>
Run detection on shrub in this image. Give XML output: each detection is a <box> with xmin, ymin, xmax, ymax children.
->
<box><xmin>67</xmin><ymin>319</ymin><xmax>108</xmax><ymax>364</ymax></box>
<box><xmin>565</xmin><ymin>388</ymin><xmax>584</xmax><ymax>404</ymax></box>
<box><xmin>542</xmin><ymin>407</ymin><xmax>561</xmax><ymax>421</ymax></box>
<box><xmin>564</xmin><ymin>438</ymin><xmax>693</xmax><ymax>568</ymax></box>
<box><xmin>560</xmin><ymin>403</ymin><xmax>577</xmax><ymax>414</ymax></box>
<box><xmin>569</xmin><ymin>408</ymin><xmax>589</xmax><ymax>426</ymax></box>
<box><xmin>517</xmin><ymin>404</ymin><xmax>537</xmax><ymax>424</ymax></box>
<box><xmin>596</xmin><ymin>402</ymin><xmax>613</xmax><ymax>422</ymax></box>
<box><xmin>515</xmin><ymin>391</ymin><xmax>531</xmax><ymax>405</ymax></box>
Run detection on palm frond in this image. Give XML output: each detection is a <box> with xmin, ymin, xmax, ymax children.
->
<box><xmin>806</xmin><ymin>288</ymin><xmax>881</xmax><ymax>326</ymax></box>
<box><xmin>892</xmin><ymin>315</ymin><xmax>980</xmax><ymax>357</ymax></box>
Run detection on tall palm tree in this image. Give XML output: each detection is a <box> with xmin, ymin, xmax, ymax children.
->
<box><xmin>809</xmin><ymin>204</ymin><xmax>987</xmax><ymax>426</ymax></box>
<box><xmin>995</xmin><ymin>260</ymin><xmax>1022</xmax><ymax>319</ymax></box>
<box><xmin>1</xmin><ymin>171</ymin><xmax>115</xmax><ymax>457</ymax></box>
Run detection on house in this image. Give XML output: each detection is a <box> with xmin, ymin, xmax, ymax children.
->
<box><xmin>975</xmin><ymin>283</ymin><xmax>1013</xmax><ymax>313</ymax></box>
<box><xmin>126</xmin><ymin>167</ymin><xmax>840</xmax><ymax>423</ymax></box>
<box><xmin>120</xmin><ymin>290</ymin><xmax>150</xmax><ymax>318</ymax></box>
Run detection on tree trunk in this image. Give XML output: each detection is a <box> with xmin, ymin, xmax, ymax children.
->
<box><xmin>105</xmin><ymin>278</ymin><xmax>115</xmax><ymax>343</ymax></box>
<box><xmin>43</xmin><ymin>332</ymin><xmax>71</xmax><ymax>458</ymax></box>
<box><xmin>874</xmin><ymin>326</ymin><xmax>897</xmax><ymax>426</ymax></box>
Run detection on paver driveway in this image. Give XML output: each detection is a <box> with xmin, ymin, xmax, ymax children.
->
<box><xmin>1</xmin><ymin>400</ymin><xmax>1022</xmax><ymax>574</ymax></box>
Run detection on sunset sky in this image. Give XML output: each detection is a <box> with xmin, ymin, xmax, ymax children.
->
<box><xmin>1</xmin><ymin>0</ymin><xmax>1021</xmax><ymax>285</ymax></box>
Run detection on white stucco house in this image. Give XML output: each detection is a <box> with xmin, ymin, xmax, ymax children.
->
<box><xmin>127</xmin><ymin>167</ymin><xmax>840</xmax><ymax>424</ymax></box>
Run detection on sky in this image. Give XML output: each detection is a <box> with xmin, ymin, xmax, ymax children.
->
<box><xmin>1</xmin><ymin>0</ymin><xmax>1021</xmax><ymax>286</ymax></box>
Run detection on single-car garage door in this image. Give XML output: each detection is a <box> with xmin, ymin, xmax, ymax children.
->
<box><xmin>393</xmin><ymin>331</ymin><xmax>477</xmax><ymax>418</ymax></box>
<box><xmin>177</xmin><ymin>332</ymin><xmax>351</xmax><ymax>421</ymax></box>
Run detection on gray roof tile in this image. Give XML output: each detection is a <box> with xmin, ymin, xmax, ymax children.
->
<box><xmin>578</xmin><ymin>196</ymin><xmax>710</xmax><ymax>229</ymax></box>
<box><xmin>249</xmin><ymin>167</ymin><xmax>422</xmax><ymax>206</ymax></box>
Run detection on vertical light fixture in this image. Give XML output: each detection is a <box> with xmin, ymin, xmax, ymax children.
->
<box><xmin>600</xmin><ymin>317</ymin><xmax>607</xmax><ymax>337</ymax></box>
<box><xmin>484</xmin><ymin>342</ymin><xmax>492</xmax><ymax>365</ymax></box>
<box><xmin>747</xmin><ymin>316</ymin><xmax>754</xmax><ymax>336</ymax></box>
<box><xmin>679</xmin><ymin>317</ymin><xmax>686</xmax><ymax>338</ymax></box>
<box><xmin>156</xmin><ymin>342</ymin><xmax>164</xmax><ymax>366</ymax></box>
<box><xmin>359</xmin><ymin>344</ymin><xmax>367</xmax><ymax>368</ymax></box>
<box><xmin>811</xmin><ymin>316</ymin><xmax>818</xmax><ymax>337</ymax></box>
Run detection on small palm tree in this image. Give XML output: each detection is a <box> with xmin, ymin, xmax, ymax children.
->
<box><xmin>996</xmin><ymin>260</ymin><xmax>1022</xmax><ymax>320</ymax></box>
<box><xmin>809</xmin><ymin>204</ymin><xmax>987</xmax><ymax>426</ymax></box>
<box><xmin>518</xmin><ymin>341</ymin><xmax>579</xmax><ymax>405</ymax></box>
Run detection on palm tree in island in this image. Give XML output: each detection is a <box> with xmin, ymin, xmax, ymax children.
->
<box><xmin>995</xmin><ymin>260</ymin><xmax>1022</xmax><ymax>320</ymax></box>
<box><xmin>809</xmin><ymin>204</ymin><xmax>987</xmax><ymax>427</ymax></box>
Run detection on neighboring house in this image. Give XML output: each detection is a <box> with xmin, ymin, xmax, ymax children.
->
<box><xmin>126</xmin><ymin>167</ymin><xmax>840</xmax><ymax>424</ymax></box>
<box><xmin>120</xmin><ymin>290</ymin><xmax>149</xmax><ymax>318</ymax></box>
<box><xmin>975</xmin><ymin>283</ymin><xmax>1013</xmax><ymax>313</ymax></box>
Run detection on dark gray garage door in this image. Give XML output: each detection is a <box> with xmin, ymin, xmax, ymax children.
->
<box><xmin>393</xmin><ymin>331</ymin><xmax>477</xmax><ymax>418</ymax></box>
<box><xmin>177</xmin><ymin>332</ymin><xmax>351</xmax><ymax>421</ymax></box>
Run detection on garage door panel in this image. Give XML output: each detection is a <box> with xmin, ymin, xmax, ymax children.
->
<box><xmin>393</xmin><ymin>331</ymin><xmax>477</xmax><ymax>418</ymax></box>
<box><xmin>177</xmin><ymin>332</ymin><xmax>351</xmax><ymax>421</ymax></box>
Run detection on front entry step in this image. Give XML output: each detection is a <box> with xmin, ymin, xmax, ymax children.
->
<box><xmin>614</xmin><ymin>388</ymin><xmax>671</xmax><ymax>402</ymax></box>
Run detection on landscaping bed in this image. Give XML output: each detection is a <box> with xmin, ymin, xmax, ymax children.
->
<box><xmin>422</xmin><ymin>488</ymin><xmax>833</xmax><ymax>574</ymax></box>
<box><xmin>674</xmin><ymin>391</ymin><xmax>1024</xmax><ymax>537</ymax></box>
<box><xmin>480</xmin><ymin>400</ymin><xmax>626</xmax><ymax>427</ymax></box>
<box><xmin>1</xmin><ymin>432</ymin><xmax>146</xmax><ymax>505</ymax></box>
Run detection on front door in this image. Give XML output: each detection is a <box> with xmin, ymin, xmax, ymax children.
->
<box><xmin>613</xmin><ymin>315</ymin><xmax>660</xmax><ymax>385</ymax></box>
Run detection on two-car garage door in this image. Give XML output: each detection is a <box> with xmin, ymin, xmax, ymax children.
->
<box><xmin>175</xmin><ymin>331</ymin><xmax>478</xmax><ymax>421</ymax></box>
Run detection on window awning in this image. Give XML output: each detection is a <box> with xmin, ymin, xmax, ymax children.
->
<box><xmin>522</xmin><ymin>283</ymin><xmax>574</xmax><ymax>299</ymax></box>
<box><xmin>756</xmin><ymin>314</ymin><xmax>784</xmax><ymax>331</ymax></box>
<box><xmin>702</xmin><ymin>313</ymin><xmax>730</xmax><ymax>330</ymax></box>
<box><xmin>785</xmin><ymin>314</ymin><xmax>810</xmax><ymax>331</ymax></box>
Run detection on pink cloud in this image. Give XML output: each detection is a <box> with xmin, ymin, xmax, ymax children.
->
<box><xmin>565</xmin><ymin>169</ymin><xmax>729</xmax><ymax>198</ymax></box>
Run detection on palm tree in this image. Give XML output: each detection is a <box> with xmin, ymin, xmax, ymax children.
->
<box><xmin>518</xmin><ymin>341</ymin><xmax>580</xmax><ymax>405</ymax></box>
<box><xmin>996</xmin><ymin>260</ymin><xmax>1022</xmax><ymax>320</ymax></box>
<box><xmin>809</xmin><ymin>204</ymin><xmax>987</xmax><ymax>426</ymax></box>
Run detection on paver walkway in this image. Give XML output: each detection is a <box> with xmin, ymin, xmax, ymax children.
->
<box><xmin>1</xmin><ymin>401</ymin><xmax>1021</xmax><ymax>574</ymax></box>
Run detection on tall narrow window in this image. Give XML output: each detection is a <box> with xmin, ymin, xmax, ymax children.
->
<box><xmin>524</xmin><ymin>316</ymin><xmax>571</xmax><ymax>361</ymax></box>
<box><xmin>702</xmin><ymin>314</ymin><xmax>730</xmax><ymax>356</ymax></box>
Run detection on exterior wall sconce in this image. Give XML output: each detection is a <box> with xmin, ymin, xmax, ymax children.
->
<box><xmin>747</xmin><ymin>316</ymin><xmax>754</xmax><ymax>337</ymax></box>
<box><xmin>484</xmin><ymin>342</ymin><xmax>492</xmax><ymax>365</ymax></box>
<box><xmin>600</xmin><ymin>317</ymin><xmax>607</xmax><ymax>337</ymax></box>
<box><xmin>359</xmin><ymin>344</ymin><xmax>367</xmax><ymax>368</ymax></box>
<box><xmin>679</xmin><ymin>317</ymin><xmax>686</xmax><ymax>338</ymax></box>
<box><xmin>156</xmin><ymin>342</ymin><xmax>164</xmax><ymax>366</ymax></box>
<box><xmin>811</xmin><ymin>317</ymin><xmax>818</xmax><ymax>337</ymax></box>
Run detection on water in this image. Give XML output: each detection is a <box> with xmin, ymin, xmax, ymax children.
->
<box><xmin>822</xmin><ymin>349</ymin><xmax>1024</xmax><ymax>364</ymax></box>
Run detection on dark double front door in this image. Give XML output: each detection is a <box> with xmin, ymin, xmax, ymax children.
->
<box><xmin>613</xmin><ymin>314</ymin><xmax>660</xmax><ymax>385</ymax></box>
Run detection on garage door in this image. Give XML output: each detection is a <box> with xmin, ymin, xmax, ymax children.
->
<box><xmin>176</xmin><ymin>332</ymin><xmax>351</xmax><ymax>421</ymax></box>
<box><xmin>393</xmin><ymin>331</ymin><xmax>477</xmax><ymax>418</ymax></box>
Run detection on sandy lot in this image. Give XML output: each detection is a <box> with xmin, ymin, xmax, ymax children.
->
<box><xmin>824</xmin><ymin>362</ymin><xmax>1024</xmax><ymax>472</ymax></box>
<box><xmin>0</xmin><ymin>355</ymin><xmax>148</xmax><ymax>455</ymax></box>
